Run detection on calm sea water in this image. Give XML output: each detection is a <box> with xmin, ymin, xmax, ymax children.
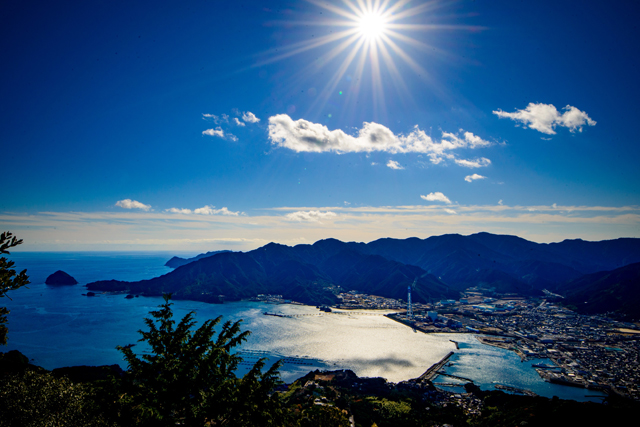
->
<box><xmin>2</xmin><ymin>252</ymin><xmax>604</xmax><ymax>402</ymax></box>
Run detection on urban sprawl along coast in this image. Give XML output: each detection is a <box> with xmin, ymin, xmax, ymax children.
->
<box><xmin>254</xmin><ymin>288</ymin><xmax>640</xmax><ymax>402</ymax></box>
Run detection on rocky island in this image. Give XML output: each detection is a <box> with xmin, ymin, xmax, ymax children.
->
<box><xmin>45</xmin><ymin>270</ymin><xmax>78</xmax><ymax>286</ymax></box>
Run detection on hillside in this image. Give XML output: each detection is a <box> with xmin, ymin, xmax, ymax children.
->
<box><xmin>559</xmin><ymin>262</ymin><xmax>640</xmax><ymax>320</ymax></box>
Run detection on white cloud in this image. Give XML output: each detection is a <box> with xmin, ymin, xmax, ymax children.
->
<box><xmin>267</xmin><ymin>114</ymin><xmax>492</xmax><ymax>166</ymax></box>
<box><xmin>493</xmin><ymin>103</ymin><xmax>596</xmax><ymax>135</ymax></box>
<box><xmin>371</xmin><ymin>162</ymin><xmax>378</xmax><ymax>166</ymax></box>
<box><xmin>115</xmin><ymin>199</ymin><xmax>151</xmax><ymax>211</ymax></box>
<box><xmin>386</xmin><ymin>160</ymin><xmax>404</xmax><ymax>170</ymax></box>
<box><xmin>233</xmin><ymin>117</ymin><xmax>246</xmax><ymax>127</ymax></box>
<box><xmin>498</xmin><ymin>199</ymin><xmax>503</xmax><ymax>206</ymax></box>
<box><xmin>420</xmin><ymin>192</ymin><xmax>452</xmax><ymax>204</ymax></box>
<box><xmin>454</xmin><ymin>158</ymin><xmax>491</xmax><ymax>168</ymax></box>
<box><xmin>285</xmin><ymin>210</ymin><xmax>337</xmax><ymax>222</ymax></box>
<box><xmin>165</xmin><ymin>206</ymin><xmax>242</xmax><ymax>216</ymax></box>
<box><xmin>444</xmin><ymin>208</ymin><xmax>457</xmax><ymax>215</ymax></box>
<box><xmin>465</xmin><ymin>173</ymin><xmax>487</xmax><ymax>182</ymax></box>
<box><xmin>242</xmin><ymin>111</ymin><xmax>260</xmax><ymax>123</ymax></box>
<box><xmin>202</xmin><ymin>127</ymin><xmax>225</xmax><ymax>138</ymax></box>
<box><xmin>227</xmin><ymin>134</ymin><xmax>238</xmax><ymax>142</ymax></box>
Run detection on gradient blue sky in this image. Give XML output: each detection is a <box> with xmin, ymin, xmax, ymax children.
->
<box><xmin>2</xmin><ymin>0</ymin><xmax>639</xmax><ymax>251</ymax></box>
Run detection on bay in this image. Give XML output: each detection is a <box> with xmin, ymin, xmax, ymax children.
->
<box><xmin>3</xmin><ymin>252</ymin><xmax>605</xmax><ymax>402</ymax></box>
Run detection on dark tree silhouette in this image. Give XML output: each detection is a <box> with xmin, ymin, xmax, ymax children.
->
<box><xmin>116</xmin><ymin>294</ymin><xmax>284</xmax><ymax>426</ymax></box>
<box><xmin>0</xmin><ymin>232</ymin><xmax>30</xmax><ymax>345</ymax></box>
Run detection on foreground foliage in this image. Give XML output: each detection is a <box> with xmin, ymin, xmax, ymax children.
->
<box><xmin>0</xmin><ymin>370</ymin><xmax>114</xmax><ymax>427</ymax></box>
<box><xmin>0</xmin><ymin>232</ymin><xmax>30</xmax><ymax>345</ymax></box>
<box><xmin>114</xmin><ymin>294</ymin><xmax>284</xmax><ymax>426</ymax></box>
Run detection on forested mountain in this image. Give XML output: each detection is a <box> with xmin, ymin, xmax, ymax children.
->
<box><xmin>87</xmin><ymin>233</ymin><xmax>640</xmax><ymax>308</ymax></box>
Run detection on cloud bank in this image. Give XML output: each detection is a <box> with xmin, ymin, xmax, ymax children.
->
<box><xmin>493</xmin><ymin>103</ymin><xmax>596</xmax><ymax>135</ymax></box>
<box><xmin>420</xmin><ymin>192</ymin><xmax>452</xmax><ymax>204</ymax></box>
<box><xmin>4</xmin><ymin>203</ymin><xmax>639</xmax><ymax>252</ymax></box>
<box><xmin>267</xmin><ymin>114</ymin><xmax>492</xmax><ymax>167</ymax></box>
<box><xmin>115</xmin><ymin>199</ymin><xmax>151</xmax><ymax>211</ymax></box>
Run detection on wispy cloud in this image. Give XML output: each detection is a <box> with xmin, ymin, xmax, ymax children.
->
<box><xmin>115</xmin><ymin>199</ymin><xmax>151</xmax><ymax>211</ymax></box>
<box><xmin>465</xmin><ymin>173</ymin><xmax>487</xmax><ymax>182</ymax></box>
<box><xmin>268</xmin><ymin>114</ymin><xmax>492</xmax><ymax>167</ymax></box>
<box><xmin>386</xmin><ymin>160</ymin><xmax>404</xmax><ymax>170</ymax></box>
<box><xmin>493</xmin><ymin>103</ymin><xmax>596</xmax><ymax>135</ymax></box>
<box><xmin>285</xmin><ymin>210</ymin><xmax>337</xmax><ymax>222</ymax></box>
<box><xmin>242</xmin><ymin>111</ymin><xmax>260</xmax><ymax>123</ymax></box>
<box><xmin>202</xmin><ymin>113</ymin><xmax>229</xmax><ymax>124</ymax></box>
<box><xmin>420</xmin><ymin>192</ymin><xmax>452</xmax><ymax>204</ymax></box>
<box><xmin>165</xmin><ymin>205</ymin><xmax>242</xmax><ymax>216</ymax></box>
<box><xmin>233</xmin><ymin>117</ymin><xmax>246</xmax><ymax>127</ymax></box>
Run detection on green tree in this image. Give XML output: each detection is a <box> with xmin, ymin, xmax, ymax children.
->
<box><xmin>0</xmin><ymin>232</ymin><xmax>30</xmax><ymax>345</ymax></box>
<box><xmin>115</xmin><ymin>294</ymin><xmax>284</xmax><ymax>426</ymax></box>
<box><xmin>0</xmin><ymin>370</ymin><xmax>115</xmax><ymax>427</ymax></box>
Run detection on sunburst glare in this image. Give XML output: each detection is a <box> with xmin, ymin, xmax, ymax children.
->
<box><xmin>254</xmin><ymin>0</ymin><xmax>479</xmax><ymax>120</ymax></box>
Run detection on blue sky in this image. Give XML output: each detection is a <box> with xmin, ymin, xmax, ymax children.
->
<box><xmin>2</xmin><ymin>0</ymin><xmax>639</xmax><ymax>251</ymax></box>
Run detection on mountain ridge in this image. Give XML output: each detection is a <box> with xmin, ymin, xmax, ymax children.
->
<box><xmin>86</xmin><ymin>232</ymin><xmax>640</xmax><ymax>311</ymax></box>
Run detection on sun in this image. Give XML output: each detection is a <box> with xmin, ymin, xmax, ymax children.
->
<box><xmin>358</xmin><ymin>11</ymin><xmax>388</xmax><ymax>40</ymax></box>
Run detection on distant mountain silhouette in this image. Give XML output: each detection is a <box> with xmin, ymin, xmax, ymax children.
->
<box><xmin>87</xmin><ymin>232</ymin><xmax>640</xmax><ymax>308</ymax></box>
<box><xmin>165</xmin><ymin>250</ymin><xmax>231</xmax><ymax>268</ymax></box>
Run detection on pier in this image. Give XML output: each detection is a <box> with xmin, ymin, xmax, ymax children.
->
<box><xmin>416</xmin><ymin>351</ymin><xmax>455</xmax><ymax>382</ymax></box>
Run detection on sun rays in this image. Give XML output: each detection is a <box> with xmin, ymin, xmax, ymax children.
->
<box><xmin>253</xmin><ymin>0</ymin><xmax>475</xmax><ymax>120</ymax></box>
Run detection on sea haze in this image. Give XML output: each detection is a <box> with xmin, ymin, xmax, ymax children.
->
<box><xmin>3</xmin><ymin>252</ymin><xmax>604</xmax><ymax>401</ymax></box>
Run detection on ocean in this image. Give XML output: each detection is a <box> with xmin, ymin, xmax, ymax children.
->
<box><xmin>2</xmin><ymin>252</ymin><xmax>605</xmax><ymax>402</ymax></box>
